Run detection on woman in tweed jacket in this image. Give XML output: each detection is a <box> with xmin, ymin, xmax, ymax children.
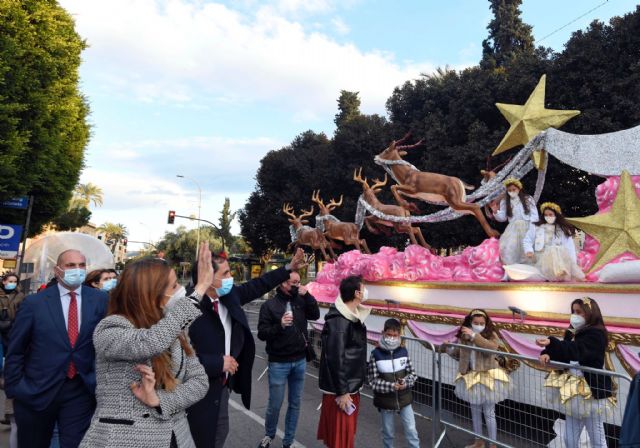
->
<box><xmin>80</xmin><ymin>244</ymin><xmax>213</xmax><ymax>448</ymax></box>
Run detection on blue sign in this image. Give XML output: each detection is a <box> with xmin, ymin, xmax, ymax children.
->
<box><xmin>0</xmin><ymin>224</ymin><xmax>23</xmax><ymax>259</ymax></box>
<box><xmin>1</xmin><ymin>196</ymin><xmax>29</xmax><ymax>210</ymax></box>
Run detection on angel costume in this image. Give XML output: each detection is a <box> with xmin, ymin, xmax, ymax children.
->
<box><xmin>494</xmin><ymin>196</ymin><xmax>539</xmax><ymax>265</ymax></box>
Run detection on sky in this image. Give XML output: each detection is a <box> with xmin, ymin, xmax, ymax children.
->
<box><xmin>57</xmin><ymin>0</ymin><xmax>640</xmax><ymax>251</ymax></box>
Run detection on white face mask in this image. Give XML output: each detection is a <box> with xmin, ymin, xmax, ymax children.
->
<box><xmin>382</xmin><ymin>336</ymin><xmax>400</xmax><ymax>350</ymax></box>
<box><xmin>570</xmin><ymin>314</ymin><xmax>586</xmax><ymax>330</ymax></box>
<box><xmin>471</xmin><ymin>324</ymin><xmax>485</xmax><ymax>334</ymax></box>
<box><xmin>360</xmin><ymin>287</ymin><xmax>369</xmax><ymax>302</ymax></box>
<box><xmin>164</xmin><ymin>285</ymin><xmax>186</xmax><ymax>313</ymax></box>
<box><xmin>507</xmin><ymin>191</ymin><xmax>519</xmax><ymax>199</ymax></box>
<box><xmin>545</xmin><ymin>215</ymin><xmax>556</xmax><ymax>224</ymax></box>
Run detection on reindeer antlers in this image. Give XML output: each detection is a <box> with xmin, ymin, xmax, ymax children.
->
<box><xmin>283</xmin><ymin>203</ymin><xmax>315</xmax><ymax>220</ymax></box>
<box><xmin>327</xmin><ymin>195</ymin><xmax>343</xmax><ymax>210</ymax></box>
<box><xmin>311</xmin><ymin>190</ymin><xmax>324</xmax><ymax>206</ymax></box>
<box><xmin>282</xmin><ymin>203</ymin><xmax>297</xmax><ymax>219</ymax></box>
<box><xmin>371</xmin><ymin>174</ymin><xmax>388</xmax><ymax>190</ymax></box>
<box><xmin>353</xmin><ymin>167</ymin><xmax>370</xmax><ymax>188</ymax></box>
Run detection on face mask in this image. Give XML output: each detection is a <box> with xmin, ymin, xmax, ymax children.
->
<box><xmin>101</xmin><ymin>278</ymin><xmax>117</xmax><ymax>292</ymax></box>
<box><xmin>507</xmin><ymin>191</ymin><xmax>519</xmax><ymax>199</ymax></box>
<box><xmin>4</xmin><ymin>283</ymin><xmax>17</xmax><ymax>291</ymax></box>
<box><xmin>545</xmin><ymin>216</ymin><xmax>556</xmax><ymax>224</ymax></box>
<box><xmin>383</xmin><ymin>336</ymin><xmax>400</xmax><ymax>350</ymax></box>
<box><xmin>215</xmin><ymin>277</ymin><xmax>234</xmax><ymax>297</ymax></box>
<box><xmin>471</xmin><ymin>324</ymin><xmax>485</xmax><ymax>334</ymax></box>
<box><xmin>164</xmin><ymin>286</ymin><xmax>186</xmax><ymax>313</ymax></box>
<box><xmin>289</xmin><ymin>285</ymin><xmax>299</xmax><ymax>297</ymax></box>
<box><xmin>62</xmin><ymin>268</ymin><xmax>86</xmax><ymax>288</ymax></box>
<box><xmin>360</xmin><ymin>288</ymin><xmax>369</xmax><ymax>302</ymax></box>
<box><xmin>570</xmin><ymin>314</ymin><xmax>586</xmax><ymax>330</ymax></box>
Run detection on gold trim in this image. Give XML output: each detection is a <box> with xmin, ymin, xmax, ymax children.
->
<box><xmin>360</xmin><ymin>298</ymin><xmax>640</xmax><ymax>329</ymax></box>
<box><xmin>614</xmin><ymin>344</ymin><xmax>639</xmax><ymax>377</ymax></box>
<box><xmin>368</xmin><ymin>280</ymin><xmax>640</xmax><ymax>294</ymax></box>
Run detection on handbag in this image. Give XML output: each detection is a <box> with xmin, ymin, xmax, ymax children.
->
<box><xmin>301</xmin><ymin>331</ymin><xmax>317</xmax><ymax>362</ymax></box>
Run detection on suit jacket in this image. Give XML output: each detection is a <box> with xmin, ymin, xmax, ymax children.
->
<box><xmin>187</xmin><ymin>267</ymin><xmax>291</xmax><ymax>447</ymax></box>
<box><xmin>5</xmin><ymin>285</ymin><xmax>109</xmax><ymax>411</ymax></box>
<box><xmin>80</xmin><ymin>298</ymin><xmax>208</xmax><ymax>448</ymax></box>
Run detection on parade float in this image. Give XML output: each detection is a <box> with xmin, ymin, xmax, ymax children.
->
<box><xmin>289</xmin><ymin>76</ymin><xmax>640</xmax><ymax>437</ymax></box>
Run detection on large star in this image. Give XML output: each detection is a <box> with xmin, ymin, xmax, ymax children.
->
<box><xmin>567</xmin><ymin>171</ymin><xmax>640</xmax><ymax>273</ymax></box>
<box><xmin>492</xmin><ymin>75</ymin><xmax>580</xmax><ymax>155</ymax></box>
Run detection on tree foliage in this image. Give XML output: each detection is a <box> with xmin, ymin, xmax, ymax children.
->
<box><xmin>218</xmin><ymin>197</ymin><xmax>236</xmax><ymax>251</ymax></box>
<box><xmin>156</xmin><ymin>226</ymin><xmax>223</xmax><ymax>264</ymax></box>
<box><xmin>0</xmin><ymin>0</ymin><xmax>90</xmax><ymax>233</ymax></box>
<box><xmin>242</xmin><ymin>4</ymin><xmax>640</xmax><ymax>252</ymax></box>
<box><xmin>50</xmin><ymin>206</ymin><xmax>91</xmax><ymax>231</ymax></box>
<box><xmin>72</xmin><ymin>183</ymin><xmax>104</xmax><ymax>208</ymax></box>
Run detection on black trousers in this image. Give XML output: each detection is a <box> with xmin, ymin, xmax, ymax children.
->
<box><xmin>14</xmin><ymin>377</ymin><xmax>95</xmax><ymax>448</ymax></box>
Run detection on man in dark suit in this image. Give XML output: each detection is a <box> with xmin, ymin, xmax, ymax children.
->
<box><xmin>5</xmin><ymin>249</ymin><xmax>109</xmax><ymax>448</ymax></box>
<box><xmin>188</xmin><ymin>249</ymin><xmax>306</xmax><ymax>448</ymax></box>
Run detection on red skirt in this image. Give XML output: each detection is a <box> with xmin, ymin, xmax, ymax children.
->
<box><xmin>317</xmin><ymin>393</ymin><xmax>360</xmax><ymax>448</ymax></box>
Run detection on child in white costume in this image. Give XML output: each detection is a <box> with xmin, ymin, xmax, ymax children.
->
<box><xmin>522</xmin><ymin>202</ymin><xmax>585</xmax><ymax>282</ymax></box>
<box><xmin>490</xmin><ymin>178</ymin><xmax>538</xmax><ymax>265</ymax></box>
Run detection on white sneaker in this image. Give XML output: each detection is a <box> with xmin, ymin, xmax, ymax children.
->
<box><xmin>257</xmin><ymin>436</ymin><xmax>273</xmax><ymax>448</ymax></box>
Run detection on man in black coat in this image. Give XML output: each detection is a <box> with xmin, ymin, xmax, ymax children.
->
<box><xmin>187</xmin><ymin>249</ymin><xmax>306</xmax><ymax>448</ymax></box>
<box><xmin>256</xmin><ymin>271</ymin><xmax>319</xmax><ymax>448</ymax></box>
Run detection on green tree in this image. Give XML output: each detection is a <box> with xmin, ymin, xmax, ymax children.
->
<box><xmin>50</xmin><ymin>206</ymin><xmax>91</xmax><ymax>231</ymax></box>
<box><xmin>72</xmin><ymin>183</ymin><xmax>104</xmax><ymax>208</ymax></box>
<box><xmin>156</xmin><ymin>226</ymin><xmax>223</xmax><ymax>264</ymax></box>
<box><xmin>0</xmin><ymin>0</ymin><xmax>90</xmax><ymax>233</ymax></box>
<box><xmin>334</xmin><ymin>90</ymin><xmax>361</xmax><ymax>128</ymax></box>
<box><xmin>218</xmin><ymin>198</ymin><xmax>236</xmax><ymax>252</ymax></box>
<box><xmin>481</xmin><ymin>0</ymin><xmax>535</xmax><ymax>69</ymax></box>
<box><xmin>98</xmin><ymin>222</ymin><xmax>128</xmax><ymax>251</ymax></box>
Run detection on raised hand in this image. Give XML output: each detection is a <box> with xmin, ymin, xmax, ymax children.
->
<box><xmin>290</xmin><ymin>248</ymin><xmax>307</xmax><ymax>271</ymax></box>
<box><xmin>195</xmin><ymin>242</ymin><xmax>213</xmax><ymax>297</ymax></box>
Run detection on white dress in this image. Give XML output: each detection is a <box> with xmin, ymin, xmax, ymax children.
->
<box><xmin>521</xmin><ymin>224</ymin><xmax>585</xmax><ymax>282</ymax></box>
<box><xmin>494</xmin><ymin>196</ymin><xmax>539</xmax><ymax>265</ymax></box>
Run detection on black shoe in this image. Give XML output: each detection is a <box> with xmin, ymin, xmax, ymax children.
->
<box><xmin>283</xmin><ymin>445</ymin><xmax>292</xmax><ymax>448</ymax></box>
<box><xmin>257</xmin><ymin>436</ymin><xmax>272</xmax><ymax>448</ymax></box>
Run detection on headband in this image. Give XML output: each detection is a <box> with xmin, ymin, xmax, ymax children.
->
<box><xmin>470</xmin><ymin>309</ymin><xmax>487</xmax><ymax>318</ymax></box>
<box><xmin>503</xmin><ymin>178</ymin><xmax>523</xmax><ymax>190</ymax></box>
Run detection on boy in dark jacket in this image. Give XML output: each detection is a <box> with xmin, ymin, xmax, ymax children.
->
<box><xmin>367</xmin><ymin>318</ymin><xmax>420</xmax><ymax>448</ymax></box>
<box><xmin>256</xmin><ymin>271</ymin><xmax>319</xmax><ymax>448</ymax></box>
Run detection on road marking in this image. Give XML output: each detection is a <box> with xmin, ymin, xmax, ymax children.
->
<box><xmin>228</xmin><ymin>398</ymin><xmax>308</xmax><ymax>448</ymax></box>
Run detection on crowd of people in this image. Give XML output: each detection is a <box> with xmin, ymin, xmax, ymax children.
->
<box><xmin>0</xmin><ymin>241</ymin><xmax>629</xmax><ymax>448</ymax></box>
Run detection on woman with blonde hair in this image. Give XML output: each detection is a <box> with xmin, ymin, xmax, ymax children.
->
<box><xmin>80</xmin><ymin>243</ymin><xmax>213</xmax><ymax>448</ymax></box>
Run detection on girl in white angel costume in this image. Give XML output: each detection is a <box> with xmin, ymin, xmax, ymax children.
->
<box><xmin>521</xmin><ymin>202</ymin><xmax>585</xmax><ymax>282</ymax></box>
<box><xmin>489</xmin><ymin>178</ymin><xmax>539</xmax><ymax>265</ymax></box>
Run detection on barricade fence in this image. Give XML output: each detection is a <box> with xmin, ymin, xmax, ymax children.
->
<box><xmin>244</xmin><ymin>303</ymin><xmax>630</xmax><ymax>447</ymax></box>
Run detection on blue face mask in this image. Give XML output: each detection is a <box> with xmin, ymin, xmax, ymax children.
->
<box><xmin>215</xmin><ymin>277</ymin><xmax>234</xmax><ymax>297</ymax></box>
<box><xmin>101</xmin><ymin>278</ymin><xmax>117</xmax><ymax>292</ymax></box>
<box><xmin>63</xmin><ymin>268</ymin><xmax>86</xmax><ymax>288</ymax></box>
<box><xmin>4</xmin><ymin>283</ymin><xmax>17</xmax><ymax>291</ymax></box>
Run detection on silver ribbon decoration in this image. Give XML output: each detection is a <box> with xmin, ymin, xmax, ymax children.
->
<box><xmin>315</xmin><ymin>214</ymin><xmax>340</xmax><ymax>232</ymax></box>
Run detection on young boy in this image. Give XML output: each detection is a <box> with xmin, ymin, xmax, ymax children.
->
<box><xmin>367</xmin><ymin>318</ymin><xmax>420</xmax><ymax>448</ymax></box>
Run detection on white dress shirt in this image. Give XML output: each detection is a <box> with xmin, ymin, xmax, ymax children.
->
<box><xmin>57</xmin><ymin>283</ymin><xmax>82</xmax><ymax>331</ymax></box>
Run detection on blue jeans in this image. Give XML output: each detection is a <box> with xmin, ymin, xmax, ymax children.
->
<box><xmin>380</xmin><ymin>405</ymin><xmax>420</xmax><ymax>448</ymax></box>
<box><xmin>264</xmin><ymin>359</ymin><xmax>306</xmax><ymax>445</ymax></box>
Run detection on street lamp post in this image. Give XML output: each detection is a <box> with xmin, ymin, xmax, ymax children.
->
<box><xmin>176</xmin><ymin>174</ymin><xmax>202</xmax><ymax>260</ymax></box>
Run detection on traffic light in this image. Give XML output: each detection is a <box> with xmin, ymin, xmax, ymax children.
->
<box><xmin>168</xmin><ymin>210</ymin><xmax>176</xmax><ymax>224</ymax></box>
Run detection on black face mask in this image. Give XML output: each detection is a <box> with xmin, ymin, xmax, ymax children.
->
<box><xmin>288</xmin><ymin>285</ymin><xmax>299</xmax><ymax>297</ymax></box>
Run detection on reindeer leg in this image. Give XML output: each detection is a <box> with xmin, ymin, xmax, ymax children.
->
<box><xmin>360</xmin><ymin>239</ymin><xmax>371</xmax><ymax>254</ymax></box>
<box><xmin>450</xmin><ymin>199</ymin><xmax>500</xmax><ymax>238</ymax></box>
<box><xmin>391</xmin><ymin>184</ymin><xmax>420</xmax><ymax>213</ymax></box>
<box><xmin>326</xmin><ymin>240</ymin><xmax>337</xmax><ymax>260</ymax></box>
<box><xmin>364</xmin><ymin>217</ymin><xmax>381</xmax><ymax>235</ymax></box>
<box><xmin>413</xmin><ymin>226</ymin><xmax>431</xmax><ymax>250</ymax></box>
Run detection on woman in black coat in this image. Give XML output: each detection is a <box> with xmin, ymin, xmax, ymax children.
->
<box><xmin>537</xmin><ymin>297</ymin><xmax>612</xmax><ymax>448</ymax></box>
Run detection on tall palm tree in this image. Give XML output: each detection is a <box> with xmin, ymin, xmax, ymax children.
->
<box><xmin>74</xmin><ymin>183</ymin><xmax>104</xmax><ymax>208</ymax></box>
<box><xmin>98</xmin><ymin>222</ymin><xmax>128</xmax><ymax>251</ymax></box>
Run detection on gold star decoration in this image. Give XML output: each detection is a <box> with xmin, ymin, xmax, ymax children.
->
<box><xmin>567</xmin><ymin>171</ymin><xmax>640</xmax><ymax>273</ymax></box>
<box><xmin>493</xmin><ymin>75</ymin><xmax>581</xmax><ymax>156</ymax></box>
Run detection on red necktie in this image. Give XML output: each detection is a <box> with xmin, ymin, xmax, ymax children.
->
<box><xmin>67</xmin><ymin>291</ymin><xmax>78</xmax><ymax>379</ymax></box>
<box><xmin>213</xmin><ymin>300</ymin><xmax>219</xmax><ymax>314</ymax></box>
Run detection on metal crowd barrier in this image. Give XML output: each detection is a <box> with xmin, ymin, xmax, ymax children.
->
<box><xmin>435</xmin><ymin>342</ymin><xmax>631</xmax><ymax>448</ymax></box>
<box><xmin>243</xmin><ymin>303</ymin><xmax>630</xmax><ymax>447</ymax></box>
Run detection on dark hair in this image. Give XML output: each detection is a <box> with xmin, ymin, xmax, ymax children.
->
<box><xmin>339</xmin><ymin>275</ymin><xmax>362</xmax><ymax>303</ymax></box>
<box><xmin>534</xmin><ymin>207</ymin><xmax>576</xmax><ymax>237</ymax></box>
<box><xmin>506</xmin><ymin>189</ymin><xmax>531</xmax><ymax>218</ymax></box>
<box><xmin>84</xmin><ymin>269</ymin><xmax>108</xmax><ymax>288</ymax></box>
<box><xmin>105</xmin><ymin>268</ymin><xmax>118</xmax><ymax>277</ymax></box>
<box><xmin>383</xmin><ymin>318</ymin><xmax>401</xmax><ymax>333</ymax></box>
<box><xmin>2</xmin><ymin>272</ymin><xmax>18</xmax><ymax>283</ymax></box>
<box><xmin>571</xmin><ymin>297</ymin><xmax>608</xmax><ymax>338</ymax></box>
<box><xmin>192</xmin><ymin>254</ymin><xmax>228</xmax><ymax>285</ymax></box>
<box><xmin>457</xmin><ymin>308</ymin><xmax>496</xmax><ymax>341</ymax></box>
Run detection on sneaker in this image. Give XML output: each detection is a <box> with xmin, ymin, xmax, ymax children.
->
<box><xmin>283</xmin><ymin>445</ymin><xmax>292</xmax><ymax>448</ymax></box>
<box><xmin>257</xmin><ymin>436</ymin><xmax>273</xmax><ymax>448</ymax></box>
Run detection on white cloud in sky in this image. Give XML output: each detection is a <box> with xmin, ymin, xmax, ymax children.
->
<box><xmin>61</xmin><ymin>0</ymin><xmax>434</xmax><ymax>116</ymax></box>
